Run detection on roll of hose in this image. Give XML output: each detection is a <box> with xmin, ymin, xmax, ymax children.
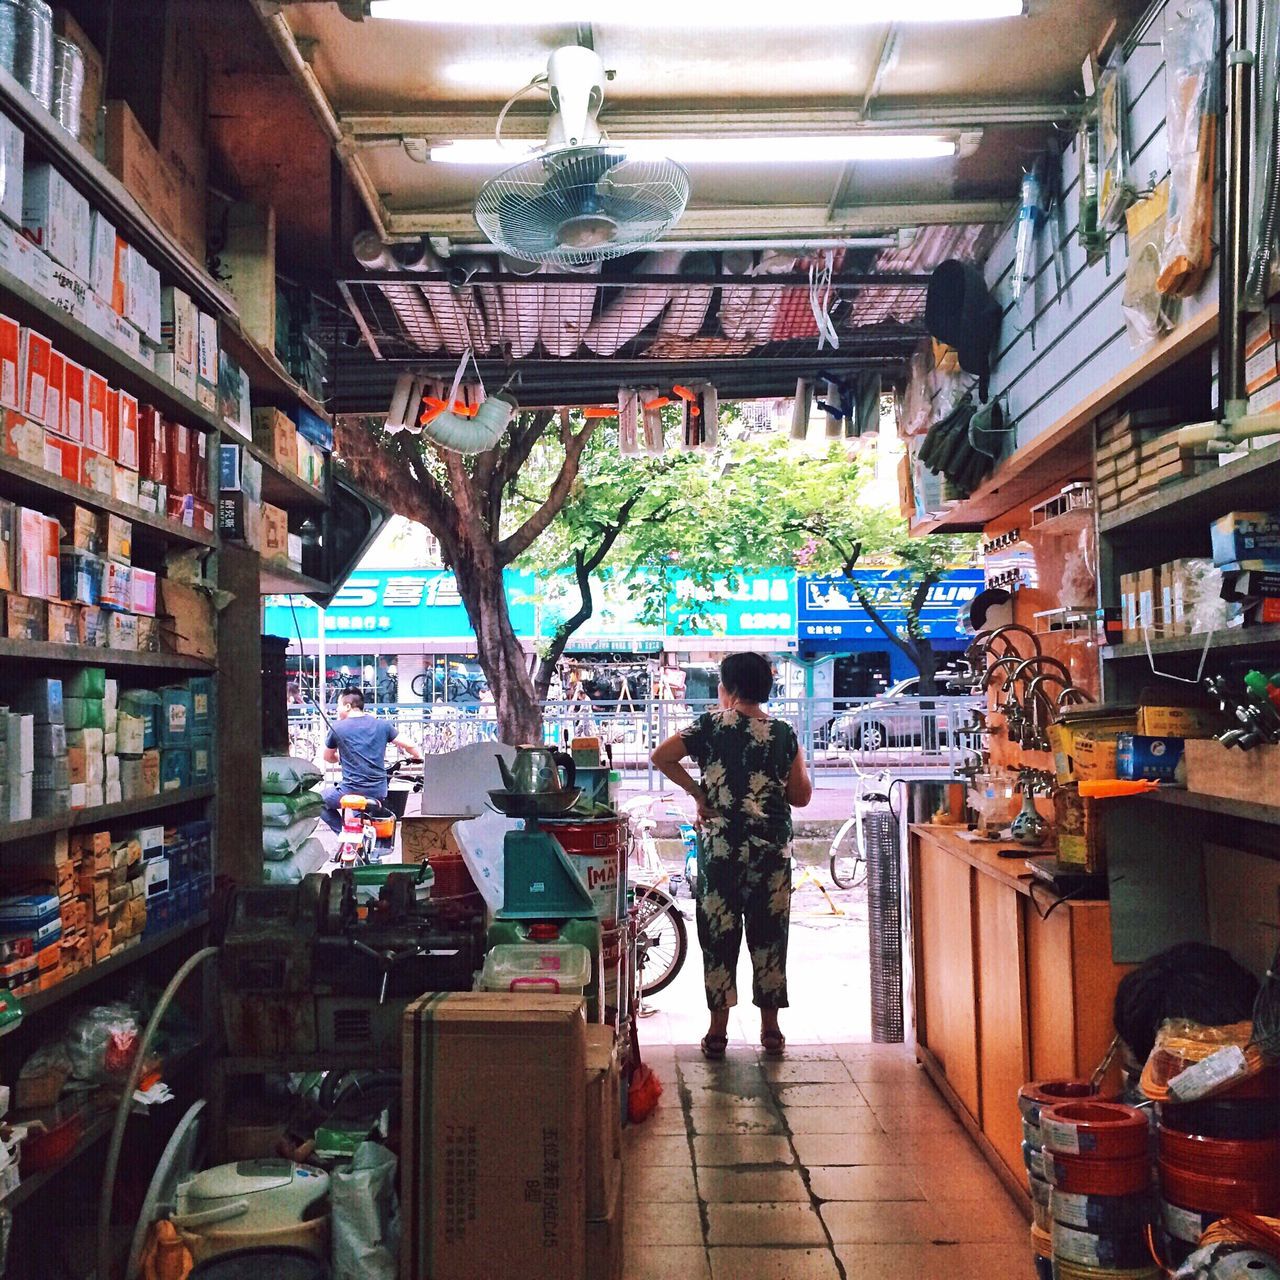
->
<box><xmin>1160</xmin><ymin>1197</ymin><xmax>1221</xmax><ymax>1245</ymax></box>
<box><xmin>1023</xmin><ymin>1140</ymin><xmax>1048</xmax><ymax>1181</ymax></box>
<box><xmin>1158</xmin><ymin>1161</ymin><xmax>1280</xmax><ymax>1216</ymax></box>
<box><xmin>1198</xmin><ymin>1213</ymin><xmax>1280</xmax><ymax>1251</ymax></box>
<box><xmin>1042</xmin><ymin>1102</ymin><xmax>1150</xmax><ymax>1160</ymax></box>
<box><xmin>1046</xmin><ymin>1151</ymin><xmax>1151</xmax><ymax>1197</ymax></box>
<box><xmin>1019</xmin><ymin>1080</ymin><xmax>1101</xmax><ymax>1128</ymax></box>
<box><xmin>1029</xmin><ymin>1174</ymin><xmax>1053</xmax><ymax>1231</ymax></box>
<box><xmin>1051</xmin><ymin>1189</ymin><xmax>1154</xmax><ymax>1235</ymax></box>
<box><xmin>1158</xmin><ymin>1126</ymin><xmax>1280</xmax><ymax>1182</ymax></box>
<box><xmin>1160</xmin><ymin>1098</ymin><xmax>1280</xmax><ymax>1141</ymax></box>
<box><xmin>1050</xmin><ymin>1260</ymin><xmax>1160</xmax><ymax>1280</ymax></box>
<box><xmin>1217</xmin><ymin>1065</ymin><xmax>1280</xmax><ymax>1101</ymax></box>
<box><xmin>1051</xmin><ymin>1219</ymin><xmax>1152</xmax><ymax>1270</ymax></box>
<box><xmin>1023</xmin><ymin>1115</ymin><xmax>1045</xmax><ymax>1149</ymax></box>
<box><xmin>1031</xmin><ymin>1223</ymin><xmax>1054</xmax><ymax>1280</ymax></box>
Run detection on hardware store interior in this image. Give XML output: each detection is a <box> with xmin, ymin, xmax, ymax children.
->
<box><xmin>14</xmin><ymin>0</ymin><xmax>1280</xmax><ymax>1277</ymax></box>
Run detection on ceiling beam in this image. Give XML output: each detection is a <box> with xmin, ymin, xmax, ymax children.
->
<box><xmin>342</xmin><ymin>101</ymin><xmax>1075</xmax><ymax>142</ymax></box>
<box><xmin>381</xmin><ymin>200</ymin><xmax>1012</xmax><ymax>239</ymax></box>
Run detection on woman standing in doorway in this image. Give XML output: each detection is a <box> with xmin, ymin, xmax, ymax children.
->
<box><xmin>651</xmin><ymin>652</ymin><xmax>813</xmax><ymax>1059</ymax></box>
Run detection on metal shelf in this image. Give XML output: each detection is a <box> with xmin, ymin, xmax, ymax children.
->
<box><xmin>1099</xmin><ymin>441</ymin><xmax>1280</xmax><ymax>539</ymax></box>
<box><xmin>1138</xmin><ymin>789</ymin><xmax>1280</xmax><ymax>827</ymax></box>
<box><xmin>218</xmin><ymin>318</ymin><xmax>330</xmax><ymax>424</ymax></box>
<box><xmin>0</xmin><ymin>639</ymin><xmax>212</xmax><ymax>671</ymax></box>
<box><xmin>1104</xmin><ymin>623</ymin><xmax>1280</xmax><ymax>661</ymax></box>
<box><xmin>0</xmin><ymin>64</ymin><xmax>233</xmax><ymax>317</ymax></box>
<box><xmin>0</xmin><ymin>785</ymin><xmax>216</xmax><ymax>846</ymax></box>
<box><xmin>260</xmin><ymin>563</ymin><xmax>329</xmax><ymax>597</ymax></box>
<box><xmin>17</xmin><ymin>914</ymin><xmax>210</xmax><ymax>1018</ymax></box>
<box><xmin>228</xmin><ymin>435</ymin><xmax>329</xmax><ymax>512</ymax></box>
<box><xmin>0</xmin><ymin>454</ymin><xmax>217</xmax><ymax>550</ymax></box>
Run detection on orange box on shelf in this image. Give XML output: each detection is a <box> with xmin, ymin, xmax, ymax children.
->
<box><xmin>19</xmin><ymin>328</ymin><xmax>51</xmax><ymax>425</ymax></box>
<box><xmin>3</xmin><ymin>410</ymin><xmax>43</xmax><ymax>464</ymax></box>
<box><xmin>111</xmin><ymin>234</ymin><xmax>127</xmax><ymax>316</ymax></box>
<box><xmin>81</xmin><ymin>450</ymin><xmax>113</xmax><ymax>496</ymax></box>
<box><xmin>16</xmin><ymin>506</ymin><xmax>47</xmax><ymax>597</ymax></box>
<box><xmin>43</xmin><ymin>431</ymin><xmax>81</xmax><ymax>483</ymax></box>
<box><xmin>46</xmin><ymin>600</ymin><xmax>77</xmax><ymax>645</ymax></box>
<box><xmin>45</xmin><ymin>349</ymin><xmax>64</xmax><ymax>436</ymax></box>
<box><xmin>138</xmin><ymin>406</ymin><xmax>165</xmax><ymax>482</ymax></box>
<box><xmin>62</xmin><ymin>359</ymin><xmax>85</xmax><ymax>443</ymax></box>
<box><xmin>191</xmin><ymin>497</ymin><xmax>214</xmax><ymax>535</ymax></box>
<box><xmin>0</xmin><ymin>313</ymin><xmax>18</xmax><ymax>410</ymax></box>
<box><xmin>114</xmin><ymin>391</ymin><xmax>139</xmax><ymax>470</ymax></box>
<box><xmin>85</xmin><ymin>371</ymin><xmax>108</xmax><ymax>452</ymax></box>
<box><xmin>165</xmin><ymin>419</ymin><xmax>191</xmax><ymax>494</ymax></box>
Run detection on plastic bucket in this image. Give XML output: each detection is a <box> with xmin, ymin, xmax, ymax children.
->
<box><xmin>601</xmin><ymin>926</ymin><xmax>623</xmax><ymax>1019</ymax></box>
<box><xmin>543</xmin><ymin>817</ymin><xmax>627</xmax><ymax>926</ymax></box>
<box><xmin>429</xmin><ymin>850</ymin><xmax>485</xmax><ymax>911</ymax></box>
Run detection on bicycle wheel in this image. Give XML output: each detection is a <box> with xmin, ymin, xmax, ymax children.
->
<box><xmin>828</xmin><ymin>817</ymin><xmax>867</xmax><ymax>890</ymax></box>
<box><xmin>633</xmin><ymin>884</ymin><xmax>687</xmax><ymax>998</ymax></box>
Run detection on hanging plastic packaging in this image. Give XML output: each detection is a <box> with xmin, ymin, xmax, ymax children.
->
<box><xmin>1096</xmin><ymin>54</ymin><xmax>1129</xmax><ymax>229</ymax></box>
<box><xmin>1012</xmin><ymin>168</ymin><xmax>1043</xmax><ymax>302</ymax></box>
<box><xmin>617</xmin><ymin>388</ymin><xmax>640</xmax><ymax>455</ymax></box>
<box><xmin>639</xmin><ymin>388</ymin><xmax>666</xmax><ymax>454</ymax></box>
<box><xmin>1122</xmin><ymin>181</ymin><xmax>1179</xmax><ymax>347</ymax></box>
<box><xmin>1158</xmin><ymin>0</ymin><xmax>1218</xmax><ymax>297</ymax></box>
<box><xmin>1078</xmin><ymin>116</ymin><xmax>1104</xmax><ymax>257</ymax></box>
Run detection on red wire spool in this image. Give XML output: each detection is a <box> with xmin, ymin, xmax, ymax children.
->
<box><xmin>1045</xmin><ymin>1151</ymin><xmax>1151</xmax><ymax>1197</ymax></box>
<box><xmin>1159</xmin><ymin>1162</ymin><xmax>1280</xmax><ymax>1217</ymax></box>
<box><xmin>1158</xmin><ymin>1126</ymin><xmax>1280</xmax><ymax>1182</ymax></box>
<box><xmin>1216</xmin><ymin>1066</ymin><xmax>1280</xmax><ymax>1101</ymax></box>
<box><xmin>1041</xmin><ymin>1102</ymin><xmax>1150</xmax><ymax>1160</ymax></box>
<box><xmin>1019</xmin><ymin>1080</ymin><xmax>1103</xmax><ymax>1127</ymax></box>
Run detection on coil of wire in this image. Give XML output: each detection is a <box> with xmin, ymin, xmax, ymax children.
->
<box><xmin>1030</xmin><ymin>1223</ymin><xmax>1053</xmax><ymax>1280</ymax></box>
<box><xmin>1046</xmin><ymin>1150</ymin><xmax>1151</xmax><ymax>1198</ymax></box>
<box><xmin>1051</xmin><ymin>1260</ymin><xmax>1161</xmax><ymax>1280</ymax></box>
<box><xmin>1042</xmin><ymin>1102</ymin><xmax>1151</xmax><ymax>1160</ymax></box>
<box><xmin>0</xmin><ymin>0</ymin><xmax>52</xmax><ymax>109</ymax></box>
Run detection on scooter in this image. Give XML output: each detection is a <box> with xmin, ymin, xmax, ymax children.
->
<box><xmin>334</xmin><ymin>760</ymin><xmax>423</xmax><ymax>867</ymax></box>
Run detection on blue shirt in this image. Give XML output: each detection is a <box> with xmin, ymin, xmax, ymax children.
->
<box><xmin>327</xmin><ymin>715</ymin><xmax>397</xmax><ymax>796</ymax></box>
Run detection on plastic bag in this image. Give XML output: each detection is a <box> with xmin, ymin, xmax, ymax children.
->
<box><xmin>1159</xmin><ymin>0</ymin><xmax>1217</xmax><ymax>297</ymax></box>
<box><xmin>1140</xmin><ymin>1018</ymin><xmax>1265</xmax><ymax>1101</ymax></box>
<box><xmin>64</xmin><ymin>1003</ymin><xmax>141</xmax><ymax>1083</ymax></box>
<box><xmin>262</xmin><ymin>853</ymin><xmax>305</xmax><ymax>885</ymax></box>
<box><xmin>262</xmin><ymin>787</ymin><xmax>325</xmax><ymax>828</ymax></box>
<box><xmin>261</xmin><ymin>755</ymin><xmax>324</xmax><ymax>796</ymax></box>
<box><xmin>1123</xmin><ymin>182</ymin><xmax>1179</xmax><ymax>347</ymax></box>
<box><xmin>264</xmin><ymin>815</ymin><xmax>321</xmax><ymax>861</ymax></box>
<box><xmin>332</xmin><ymin>1141</ymin><xmax>399</xmax><ymax>1280</ymax></box>
<box><xmin>1096</xmin><ymin>54</ymin><xmax>1128</xmax><ymax>229</ymax></box>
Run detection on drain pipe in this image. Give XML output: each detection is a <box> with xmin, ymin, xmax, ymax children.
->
<box><xmin>252</xmin><ymin>1</ymin><xmax>391</xmax><ymax>242</ymax></box>
<box><xmin>441</xmin><ymin>236</ymin><xmax>899</xmax><ymax>255</ymax></box>
<box><xmin>1221</xmin><ymin>0</ymin><xmax>1253</xmax><ymax>421</ymax></box>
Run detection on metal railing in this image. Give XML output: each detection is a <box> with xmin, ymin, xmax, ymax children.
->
<box><xmin>288</xmin><ymin>694</ymin><xmax>983</xmax><ymax>787</ymax></box>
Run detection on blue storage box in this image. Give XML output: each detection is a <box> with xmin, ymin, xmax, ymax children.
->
<box><xmin>160</xmin><ymin>748</ymin><xmax>191</xmax><ymax>792</ymax></box>
<box><xmin>1116</xmin><ymin>733</ymin><xmax>1185</xmax><ymax>782</ymax></box>
<box><xmin>294</xmin><ymin>403</ymin><xmax>334</xmax><ymax>451</ymax></box>
<box><xmin>120</xmin><ymin>690</ymin><xmax>162</xmax><ymax>749</ymax></box>
<box><xmin>1211</xmin><ymin>511</ymin><xmax>1280</xmax><ymax>571</ymax></box>
<box><xmin>189</xmin><ymin>737</ymin><xmax>213</xmax><ymax>784</ymax></box>
<box><xmin>187</xmin><ymin>677</ymin><xmax>214</xmax><ymax>734</ymax></box>
<box><xmin>159</xmin><ymin>687</ymin><xmax>192</xmax><ymax>746</ymax></box>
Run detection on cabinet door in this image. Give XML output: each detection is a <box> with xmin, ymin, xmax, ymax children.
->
<box><xmin>975</xmin><ymin>872</ymin><xmax>1029</xmax><ymax>1180</ymax></box>
<box><xmin>916</xmin><ymin>841</ymin><xmax>979</xmax><ymax>1116</ymax></box>
<box><xmin>1023</xmin><ymin>893</ymin><xmax>1077</xmax><ymax>1080</ymax></box>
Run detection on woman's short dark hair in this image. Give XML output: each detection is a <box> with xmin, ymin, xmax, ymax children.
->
<box><xmin>720</xmin><ymin>652</ymin><xmax>774</xmax><ymax>703</ymax></box>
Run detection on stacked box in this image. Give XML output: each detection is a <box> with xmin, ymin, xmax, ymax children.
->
<box><xmin>4</xmin><ymin>710</ymin><xmax>32</xmax><ymax>820</ymax></box>
<box><xmin>0</xmin><ymin>892</ymin><xmax>60</xmax><ymax>995</ymax></box>
<box><xmin>1094</xmin><ymin>407</ymin><xmax>1208</xmax><ymax>514</ymax></box>
<box><xmin>12</xmin><ymin>679</ymin><xmax>66</xmax><ymax>817</ymax></box>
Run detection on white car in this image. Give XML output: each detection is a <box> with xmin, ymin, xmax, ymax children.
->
<box><xmin>829</xmin><ymin>675</ymin><xmax>979</xmax><ymax>751</ymax></box>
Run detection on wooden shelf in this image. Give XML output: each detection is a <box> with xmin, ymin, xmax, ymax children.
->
<box><xmin>0</xmin><ymin>257</ymin><xmax>222</xmax><ymax>435</ymax></box>
<box><xmin>1</xmin><ymin>785</ymin><xmax>216</xmax><ymax>846</ymax></box>
<box><xmin>0</xmin><ymin>65</ymin><xmax>233</xmax><ymax>317</ymax></box>
<box><xmin>0</xmin><ymin>639</ymin><xmax>212</xmax><ymax>671</ymax></box>
<box><xmin>229</xmin><ymin>435</ymin><xmax>329</xmax><ymax>512</ymax></box>
<box><xmin>1138</xmin><ymin>788</ymin><xmax>1280</xmax><ymax>827</ymax></box>
<box><xmin>260</xmin><ymin>563</ymin><xmax>329</xmax><ymax>597</ymax></box>
<box><xmin>0</xmin><ymin>454</ymin><xmax>216</xmax><ymax>550</ymax></box>
<box><xmin>218</xmin><ymin>319</ymin><xmax>330</xmax><ymax>424</ymax></box>
<box><xmin>1105</xmin><ymin>623</ymin><xmax>1280</xmax><ymax>661</ymax></box>
<box><xmin>1100</xmin><ymin>441</ymin><xmax>1280</xmax><ymax>538</ymax></box>
<box><xmin>914</xmin><ymin>306</ymin><xmax>1219</xmax><ymax>535</ymax></box>
<box><xmin>17</xmin><ymin>914</ymin><xmax>210</xmax><ymax>1018</ymax></box>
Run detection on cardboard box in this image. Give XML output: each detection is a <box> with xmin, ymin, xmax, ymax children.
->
<box><xmin>61</xmin><ymin>359</ymin><xmax>85</xmax><ymax>443</ymax></box>
<box><xmin>103</xmin><ymin>102</ymin><xmax>183</xmax><ymax>253</ymax></box>
<box><xmin>221</xmin><ymin>202</ymin><xmax>276</xmax><ymax>349</ymax></box>
<box><xmin>0</xmin><ymin>498</ymin><xmax>14</xmax><ymax>592</ymax></box>
<box><xmin>252</xmin><ymin>407</ymin><xmax>296</xmax><ymax>473</ymax></box>
<box><xmin>260</xmin><ymin>502</ymin><xmax>288</xmax><ymax>562</ymax></box>
<box><xmin>19</xmin><ymin>329</ymin><xmax>50</xmax><ymax>426</ymax></box>
<box><xmin>5</xmin><ymin>593</ymin><xmax>46</xmax><ymax>640</ymax></box>
<box><xmin>196</xmin><ymin>312</ymin><xmax>218</xmax><ymax>408</ymax></box>
<box><xmin>585</xmin><ymin>1026</ymin><xmax>622</xmax><ymax>1221</ymax></box>
<box><xmin>586</xmin><ymin>1166</ymin><xmax>624</xmax><ymax>1280</ymax></box>
<box><xmin>1137</xmin><ymin>705</ymin><xmax>1226</xmax><ymax>738</ymax></box>
<box><xmin>2</xmin><ymin>411</ymin><xmax>41</xmax><ymax>464</ymax></box>
<box><xmin>401</xmin><ymin>993</ymin><xmax>587</xmax><ymax>1280</ymax></box>
<box><xmin>42</xmin><ymin>431</ymin><xmax>79</xmax><ymax>484</ymax></box>
<box><xmin>217</xmin><ymin>351</ymin><xmax>250</xmax><ymax>439</ymax></box>
<box><xmin>105</xmin><ymin>515</ymin><xmax>131</xmax><ymax>566</ymax></box>
<box><xmin>16</xmin><ymin>507</ymin><xmax>54</xmax><ymax>599</ymax></box>
<box><xmin>0</xmin><ymin>109</ymin><xmax>23</xmax><ymax>228</ymax></box>
<box><xmin>1185</xmin><ymin>738</ymin><xmax>1280</xmax><ymax>805</ymax></box>
<box><xmin>46</xmin><ymin>261</ymin><xmax>88</xmax><ymax>325</ymax></box>
<box><xmin>52</xmin><ymin>10</ymin><xmax>103</xmax><ymax>150</ymax></box>
<box><xmin>158</xmin><ymin>580</ymin><xmax>215</xmax><ymax>659</ymax></box>
<box><xmin>44</xmin><ymin>349</ymin><xmax>64</xmax><ymax>435</ymax></box>
<box><xmin>21</xmin><ymin>163</ymin><xmax>89</xmax><ymax>276</ymax></box>
<box><xmin>87</xmin><ymin>210</ymin><xmax>115</xmax><ymax>301</ymax></box>
<box><xmin>85</xmin><ymin>370</ymin><xmax>107</xmax><ymax>453</ymax></box>
<box><xmin>0</xmin><ymin>314</ymin><xmax>18</xmax><ymax>410</ymax></box>
<box><xmin>81</xmin><ymin>450</ymin><xmax>113</xmax><ymax>496</ymax></box>
<box><xmin>218</xmin><ymin>492</ymin><xmax>259</xmax><ymax>548</ymax></box>
<box><xmin>165</xmin><ymin>419</ymin><xmax>192</xmax><ymax>494</ymax></box>
<box><xmin>113</xmin><ymin>464</ymin><xmax>140</xmax><ymax>506</ymax></box>
<box><xmin>113</xmin><ymin>392</ymin><xmax>139</xmax><ymax>470</ymax></box>
<box><xmin>1211</xmin><ymin>511</ymin><xmax>1280</xmax><ymax>571</ymax></box>
<box><xmin>138</xmin><ymin>406</ymin><xmax>165</xmax><ymax>483</ymax></box>
<box><xmin>1116</xmin><ymin>733</ymin><xmax>1185</xmax><ymax>783</ymax></box>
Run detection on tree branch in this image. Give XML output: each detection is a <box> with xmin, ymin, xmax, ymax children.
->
<box><xmin>495</xmin><ymin>417</ymin><xmax>601</xmax><ymax>564</ymax></box>
<box><xmin>848</xmin><ymin>577</ymin><xmax>919</xmax><ymax>668</ymax></box>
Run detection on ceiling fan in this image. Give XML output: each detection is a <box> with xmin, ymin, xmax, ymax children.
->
<box><xmin>472</xmin><ymin>46</ymin><xmax>690</xmax><ymax>268</ymax></box>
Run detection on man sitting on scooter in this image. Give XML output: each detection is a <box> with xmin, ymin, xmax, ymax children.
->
<box><xmin>320</xmin><ymin>690</ymin><xmax>422</xmax><ymax>832</ymax></box>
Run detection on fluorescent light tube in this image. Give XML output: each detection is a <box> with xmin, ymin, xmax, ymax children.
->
<box><xmin>373</xmin><ymin>0</ymin><xmax>1023</xmax><ymax>20</ymax></box>
<box><xmin>430</xmin><ymin>135</ymin><xmax>958</xmax><ymax>164</ymax></box>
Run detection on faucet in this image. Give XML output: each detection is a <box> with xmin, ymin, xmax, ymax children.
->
<box><xmin>963</xmin><ymin>623</ymin><xmax>1042</xmax><ymax>680</ymax></box>
<box><xmin>1000</xmin><ymin>654</ymin><xmax>1072</xmax><ymax>698</ymax></box>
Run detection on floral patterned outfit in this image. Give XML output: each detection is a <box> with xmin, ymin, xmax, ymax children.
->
<box><xmin>680</xmin><ymin>709</ymin><xmax>798</xmax><ymax>1011</ymax></box>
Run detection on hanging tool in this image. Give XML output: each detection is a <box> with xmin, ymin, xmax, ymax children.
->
<box><xmin>1012</xmin><ymin>160</ymin><xmax>1044</xmax><ymax>303</ymax></box>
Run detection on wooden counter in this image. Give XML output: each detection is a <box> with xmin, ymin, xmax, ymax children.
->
<box><xmin>908</xmin><ymin>825</ymin><xmax>1133</xmax><ymax>1206</ymax></box>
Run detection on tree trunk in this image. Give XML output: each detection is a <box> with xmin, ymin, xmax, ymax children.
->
<box><xmin>913</xmin><ymin>640</ymin><xmax>939</xmax><ymax>695</ymax></box>
<box><xmin>532</xmin><ymin>552</ymin><xmax>596</xmax><ymax>701</ymax></box>
<box><xmin>452</xmin><ymin>553</ymin><xmax>543</xmax><ymax>744</ymax></box>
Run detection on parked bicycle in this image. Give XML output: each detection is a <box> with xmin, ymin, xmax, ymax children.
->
<box><xmin>621</xmin><ymin>793</ymin><xmax>690</xmax><ymax>999</ymax></box>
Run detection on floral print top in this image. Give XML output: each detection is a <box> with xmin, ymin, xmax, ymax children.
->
<box><xmin>680</xmin><ymin>709</ymin><xmax>799</xmax><ymax>847</ymax></box>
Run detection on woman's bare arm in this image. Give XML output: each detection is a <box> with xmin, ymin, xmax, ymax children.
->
<box><xmin>650</xmin><ymin>733</ymin><xmax>713</xmax><ymax>820</ymax></box>
<box><xmin>785</xmin><ymin>747</ymin><xmax>813</xmax><ymax>807</ymax></box>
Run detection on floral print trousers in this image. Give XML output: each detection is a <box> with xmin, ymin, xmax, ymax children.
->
<box><xmin>695</xmin><ymin>830</ymin><xmax>791</xmax><ymax>1010</ymax></box>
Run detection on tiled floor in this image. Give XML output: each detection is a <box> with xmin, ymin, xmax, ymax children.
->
<box><xmin>621</xmin><ymin>1041</ymin><xmax>1034</xmax><ymax>1280</ymax></box>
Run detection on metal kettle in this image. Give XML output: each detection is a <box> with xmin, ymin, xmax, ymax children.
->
<box><xmin>496</xmin><ymin>745</ymin><xmax>577</xmax><ymax>795</ymax></box>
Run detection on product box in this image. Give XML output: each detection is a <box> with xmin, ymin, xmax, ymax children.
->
<box><xmin>105</xmin><ymin>611</ymin><xmax>137</xmax><ymax>651</ymax></box>
<box><xmin>1211</xmin><ymin>511</ymin><xmax>1280</xmax><ymax>571</ymax></box>
<box><xmin>160</xmin><ymin>286</ymin><xmax>196</xmax><ymax>372</ymax></box>
<box><xmin>1136</xmin><ymin>566</ymin><xmax>1158</xmax><ymax>637</ymax></box>
<box><xmin>252</xmin><ymin>407</ymin><xmax>296</xmax><ymax>473</ymax></box>
<box><xmin>196</xmin><ymin>312</ymin><xmax>218</xmax><ymax>409</ymax></box>
<box><xmin>295</xmin><ymin>403</ymin><xmax>334</xmax><ymax>452</ymax></box>
<box><xmin>43</xmin><ymin>349</ymin><xmax>64</xmax><ymax>436</ymax></box>
<box><xmin>87</xmin><ymin>210</ymin><xmax>115</xmax><ymax>300</ymax></box>
<box><xmin>188</xmin><ymin>737</ymin><xmax>212</xmax><ymax>785</ymax></box>
<box><xmin>4</xmin><ymin>593</ymin><xmax>46</xmax><ymax>640</ymax></box>
<box><xmin>260</xmin><ymin>502</ymin><xmax>288</xmax><ymax>562</ymax></box>
<box><xmin>100</xmin><ymin>560</ymin><xmax>131</xmax><ymax>610</ymax></box>
<box><xmin>67</xmin><ymin>505</ymin><xmax>101</xmax><ymax>553</ymax></box>
<box><xmin>61</xmin><ymin>358</ymin><xmax>85</xmax><ymax>443</ymax></box>
<box><xmin>42</xmin><ymin>432</ymin><xmax>79</xmax><ymax>483</ymax></box>
<box><xmin>159</xmin><ymin>748</ymin><xmax>189</xmax><ymax>792</ymax></box>
<box><xmin>217</xmin><ymin>492</ymin><xmax>259</xmax><ymax>548</ymax></box>
<box><xmin>112</xmin><ymin>391</ymin><xmax>138</xmax><ymax>470</ymax></box>
<box><xmin>21</xmin><ymin>163</ymin><xmax>89</xmax><ymax>276</ymax></box>
<box><xmin>400</xmin><ymin>993</ymin><xmax>587</xmax><ymax>1280</ymax></box>
<box><xmin>112</xmin><ymin>465</ymin><xmax>140</xmax><ymax>507</ymax></box>
<box><xmin>0</xmin><ymin>109</ymin><xmax>22</xmax><ymax>228</ymax></box>
<box><xmin>0</xmin><ymin>497</ymin><xmax>14</xmax><ymax>592</ymax></box>
<box><xmin>159</xmin><ymin>687</ymin><xmax>191</xmax><ymax>746</ymax></box>
<box><xmin>165</xmin><ymin>419</ymin><xmax>192</xmax><ymax>495</ymax></box>
<box><xmin>138</xmin><ymin>406</ymin><xmax>165</xmax><ymax>483</ymax></box>
<box><xmin>13</xmin><ymin>678</ymin><xmax>62</xmax><ymax>725</ymax></box>
<box><xmin>16</xmin><ymin>507</ymin><xmax>55</xmax><ymax>599</ymax></box>
<box><xmin>585</xmin><ymin>1026</ymin><xmax>622</xmax><ymax>1221</ymax></box>
<box><xmin>0</xmin><ymin>314</ymin><xmax>18</xmax><ymax>410</ymax></box>
<box><xmin>46</xmin><ymin>262</ymin><xmax>88</xmax><ymax>325</ymax></box>
<box><xmin>104</xmin><ymin>515</ymin><xmax>131</xmax><ymax>566</ymax></box>
<box><xmin>1116</xmin><ymin>733</ymin><xmax>1186</xmax><ymax>783</ymax></box>
<box><xmin>81</xmin><ymin>450</ymin><xmax>113</xmax><ymax>496</ymax></box>
<box><xmin>192</xmin><ymin>428</ymin><xmax>209</xmax><ymax>496</ymax></box>
<box><xmin>188</xmin><ymin>677</ymin><xmax>213</xmax><ymax>734</ymax></box>
<box><xmin>1136</xmin><ymin>705</ymin><xmax>1226</xmax><ymax>738</ymax></box>
<box><xmin>2</xmin><ymin>411</ymin><xmax>41</xmax><ymax>465</ymax></box>
<box><xmin>217</xmin><ymin>350</ymin><xmax>250</xmax><ymax>439</ymax></box>
<box><xmin>59</xmin><ymin>549</ymin><xmax>101</xmax><ymax>605</ymax></box>
<box><xmin>130</xmin><ymin>567</ymin><xmax>157</xmax><ymax>617</ymax></box>
<box><xmin>45</xmin><ymin>600</ymin><xmax>76</xmax><ymax>645</ymax></box>
<box><xmin>167</xmin><ymin>493</ymin><xmax>194</xmax><ymax>528</ymax></box>
<box><xmin>85</xmin><ymin>370</ymin><xmax>108</xmax><ymax>453</ymax></box>
<box><xmin>18</xmin><ymin>328</ymin><xmax>50</xmax><ymax>425</ymax></box>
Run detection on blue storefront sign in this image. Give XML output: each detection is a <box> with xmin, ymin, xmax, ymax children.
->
<box><xmin>797</xmin><ymin>570</ymin><xmax>983</xmax><ymax>643</ymax></box>
<box><xmin>264</xmin><ymin>568</ymin><xmax>537</xmax><ymax>641</ymax></box>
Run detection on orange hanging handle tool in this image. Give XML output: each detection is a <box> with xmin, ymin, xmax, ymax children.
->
<box><xmin>1077</xmin><ymin>779</ymin><xmax>1161</xmax><ymax>798</ymax></box>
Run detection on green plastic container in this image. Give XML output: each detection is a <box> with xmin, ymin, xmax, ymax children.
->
<box><xmin>498</xmin><ymin>829</ymin><xmax>597</xmax><ymax>919</ymax></box>
<box><xmin>348</xmin><ymin>862</ymin><xmax>435</xmax><ymax>904</ymax></box>
<box><xmin>486</xmin><ymin>916</ymin><xmax>602</xmax><ymax>1020</ymax></box>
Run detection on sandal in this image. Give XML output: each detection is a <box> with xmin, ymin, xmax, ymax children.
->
<box><xmin>761</xmin><ymin>1031</ymin><xmax>786</xmax><ymax>1059</ymax></box>
<box><xmin>700</xmin><ymin>1034</ymin><xmax>728</xmax><ymax>1060</ymax></box>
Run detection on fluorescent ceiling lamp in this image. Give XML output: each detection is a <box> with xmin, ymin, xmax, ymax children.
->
<box><xmin>430</xmin><ymin>135</ymin><xmax>958</xmax><ymax>164</ymax></box>
<box><xmin>373</xmin><ymin>0</ymin><xmax>1023</xmax><ymax>20</ymax></box>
